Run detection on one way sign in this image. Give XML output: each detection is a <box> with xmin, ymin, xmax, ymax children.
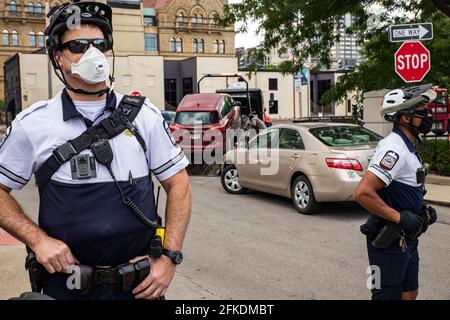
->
<box><xmin>389</xmin><ymin>23</ymin><xmax>433</xmax><ymax>42</ymax></box>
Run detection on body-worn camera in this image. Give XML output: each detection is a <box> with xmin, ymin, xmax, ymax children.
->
<box><xmin>70</xmin><ymin>154</ymin><xmax>97</xmax><ymax>180</ymax></box>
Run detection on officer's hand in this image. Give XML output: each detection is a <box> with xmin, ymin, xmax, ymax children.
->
<box><xmin>130</xmin><ymin>255</ymin><xmax>176</xmax><ymax>300</ymax></box>
<box><xmin>33</xmin><ymin>235</ymin><xmax>80</xmax><ymax>274</ymax></box>
<box><xmin>399</xmin><ymin>210</ymin><xmax>423</xmax><ymax>234</ymax></box>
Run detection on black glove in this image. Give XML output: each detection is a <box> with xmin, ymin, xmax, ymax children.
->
<box><xmin>426</xmin><ymin>205</ymin><xmax>437</xmax><ymax>225</ymax></box>
<box><xmin>399</xmin><ymin>210</ymin><xmax>423</xmax><ymax>235</ymax></box>
<box><xmin>421</xmin><ymin>205</ymin><xmax>437</xmax><ymax>234</ymax></box>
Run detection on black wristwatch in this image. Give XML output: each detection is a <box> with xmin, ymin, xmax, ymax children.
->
<box><xmin>162</xmin><ymin>248</ymin><xmax>183</xmax><ymax>265</ymax></box>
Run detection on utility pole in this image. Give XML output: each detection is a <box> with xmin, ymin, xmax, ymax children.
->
<box><xmin>291</xmin><ymin>58</ymin><xmax>296</xmax><ymax>119</ymax></box>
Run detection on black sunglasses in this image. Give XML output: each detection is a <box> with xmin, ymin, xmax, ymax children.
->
<box><xmin>413</xmin><ymin>108</ymin><xmax>431</xmax><ymax>118</ymax></box>
<box><xmin>59</xmin><ymin>39</ymin><xmax>109</xmax><ymax>54</ymax></box>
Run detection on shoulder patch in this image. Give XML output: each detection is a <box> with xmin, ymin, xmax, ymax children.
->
<box><xmin>379</xmin><ymin>151</ymin><xmax>400</xmax><ymax>171</ymax></box>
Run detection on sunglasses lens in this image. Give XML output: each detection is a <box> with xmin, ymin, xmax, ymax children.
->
<box><xmin>68</xmin><ymin>40</ymin><xmax>89</xmax><ymax>53</ymax></box>
<box><xmin>93</xmin><ymin>39</ymin><xmax>108</xmax><ymax>52</ymax></box>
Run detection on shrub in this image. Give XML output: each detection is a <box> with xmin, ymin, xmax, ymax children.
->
<box><xmin>419</xmin><ymin>139</ymin><xmax>450</xmax><ymax>176</ymax></box>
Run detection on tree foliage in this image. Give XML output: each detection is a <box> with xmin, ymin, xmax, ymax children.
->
<box><xmin>219</xmin><ymin>0</ymin><xmax>450</xmax><ymax>104</ymax></box>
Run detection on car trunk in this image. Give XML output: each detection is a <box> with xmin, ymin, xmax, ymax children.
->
<box><xmin>329</xmin><ymin>145</ymin><xmax>377</xmax><ymax>176</ymax></box>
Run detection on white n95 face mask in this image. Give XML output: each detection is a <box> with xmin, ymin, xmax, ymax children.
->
<box><xmin>70</xmin><ymin>47</ymin><xmax>110</xmax><ymax>84</ymax></box>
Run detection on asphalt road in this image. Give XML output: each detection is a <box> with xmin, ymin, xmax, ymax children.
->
<box><xmin>5</xmin><ymin>176</ymin><xmax>450</xmax><ymax>300</ymax></box>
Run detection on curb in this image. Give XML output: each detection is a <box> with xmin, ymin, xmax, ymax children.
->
<box><xmin>425</xmin><ymin>199</ymin><xmax>450</xmax><ymax>207</ymax></box>
<box><xmin>427</xmin><ymin>175</ymin><xmax>450</xmax><ymax>186</ymax></box>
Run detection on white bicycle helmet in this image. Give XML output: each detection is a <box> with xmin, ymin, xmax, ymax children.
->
<box><xmin>381</xmin><ymin>84</ymin><xmax>437</xmax><ymax>121</ymax></box>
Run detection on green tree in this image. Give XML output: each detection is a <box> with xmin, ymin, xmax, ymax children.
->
<box><xmin>219</xmin><ymin>0</ymin><xmax>450</xmax><ymax>104</ymax></box>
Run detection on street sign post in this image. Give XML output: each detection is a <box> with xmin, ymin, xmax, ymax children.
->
<box><xmin>394</xmin><ymin>41</ymin><xmax>430</xmax><ymax>83</ymax></box>
<box><xmin>389</xmin><ymin>23</ymin><xmax>433</xmax><ymax>42</ymax></box>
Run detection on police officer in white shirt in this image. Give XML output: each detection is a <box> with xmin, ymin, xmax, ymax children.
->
<box><xmin>354</xmin><ymin>84</ymin><xmax>438</xmax><ymax>300</ymax></box>
<box><xmin>0</xmin><ymin>1</ymin><xmax>191</xmax><ymax>300</ymax></box>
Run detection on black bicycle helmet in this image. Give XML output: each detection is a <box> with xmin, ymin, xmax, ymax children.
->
<box><xmin>45</xmin><ymin>1</ymin><xmax>113</xmax><ymax>69</ymax></box>
<box><xmin>45</xmin><ymin>1</ymin><xmax>115</xmax><ymax>96</ymax></box>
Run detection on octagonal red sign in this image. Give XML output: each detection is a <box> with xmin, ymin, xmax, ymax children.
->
<box><xmin>395</xmin><ymin>41</ymin><xmax>430</xmax><ymax>83</ymax></box>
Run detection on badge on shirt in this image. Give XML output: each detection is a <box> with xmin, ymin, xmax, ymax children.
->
<box><xmin>379</xmin><ymin>151</ymin><xmax>399</xmax><ymax>171</ymax></box>
<box><xmin>123</xmin><ymin>129</ymin><xmax>134</xmax><ymax>137</ymax></box>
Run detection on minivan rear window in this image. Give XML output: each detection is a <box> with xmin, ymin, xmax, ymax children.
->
<box><xmin>310</xmin><ymin>126</ymin><xmax>382</xmax><ymax>147</ymax></box>
<box><xmin>175</xmin><ymin>112</ymin><xmax>219</xmax><ymax>126</ymax></box>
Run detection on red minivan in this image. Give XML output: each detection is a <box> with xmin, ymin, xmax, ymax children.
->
<box><xmin>170</xmin><ymin>93</ymin><xmax>241</xmax><ymax>159</ymax></box>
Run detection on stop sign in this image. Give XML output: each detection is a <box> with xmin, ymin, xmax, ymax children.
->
<box><xmin>395</xmin><ymin>41</ymin><xmax>431</xmax><ymax>83</ymax></box>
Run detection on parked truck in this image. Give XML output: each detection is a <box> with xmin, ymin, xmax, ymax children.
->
<box><xmin>428</xmin><ymin>87</ymin><xmax>449</xmax><ymax>136</ymax></box>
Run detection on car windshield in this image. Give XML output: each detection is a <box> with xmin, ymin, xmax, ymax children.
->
<box><xmin>162</xmin><ymin>112</ymin><xmax>175</xmax><ymax>122</ymax></box>
<box><xmin>309</xmin><ymin>126</ymin><xmax>382</xmax><ymax>147</ymax></box>
<box><xmin>175</xmin><ymin>111</ymin><xmax>219</xmax><ymax>126</ymax></box>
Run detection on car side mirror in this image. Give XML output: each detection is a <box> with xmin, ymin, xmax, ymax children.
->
<box><xmin>234</xmin><ymin>101</ymin><xmax>242</xmax><ymax>108</ymax></box>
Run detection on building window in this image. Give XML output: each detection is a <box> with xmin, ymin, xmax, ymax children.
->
<box><xmin>214</xmin><ymin>40</ymin><xmax>219</xmax><ymax>54</ymax></box>
<box><xmin>176</xmin><ymin>38</ymin><xmax>183</xmax><ymax>53</ymax></box>
<box><xmin>183</xmin><ymin>77</ymin><xmax>193</xmax><ymax>96</ymax></box>
<box><xmin>269</xmin><ymin>93</ymin><xmax>278</xmax><ymax>114</ymax></box>
<box><xmin>29</xmin><ymin>31</ymin><xmax>36</xmax><ymax>47</ymax></box>
<box><xmin>209</xmin><ymin>11</ymin><xmax>218</xmax><ymax>26</ymax></box>
<box><xmin>219</xmin><ymin>40</ymin><xmax>225</xmax><ymax>54</ymax></box>
<box><xmin>28</xmin><ymin>2</ymin><xmax>35</xmax><ymax>13</ymax></box>
<box><xmin>199</xmin><ymin>39</ymin><xmax>204</xmax><ymax>53</ymax></box>
<box><xmin>191</xmin><ymin>14</ymin><xmax>197</xmax><ymax>25</ymax></box>
<box><xmin>318</xmin><ymin>80</ymin><xmax>331</xmax><ymax>105</ymax></box>
<box><xmin>176</xmin><ymin>12</ymin><xmax>185</xmax><ymax>26</ymax></box>
<box><xmin>144</xmin><ymin>34</ymin><xmax>158</xmax><ymax>52</ymax></box>
<box><xmin>192</xmin><ymin>38</ymin><xmax>198</xmax><ymax>53</ymax></box>
<box><xmin>10</xmin><ymin>1</ymin><xmax>17</xmax><ymax>12</ymax></box>
<box><xmin>197</xmin><ymin>14</ymin><xmax>203</xmax><ymax>24</ymax></box>
<box><xmin>169</xmin><ymin>37</ymin><xmax>176</xmax><ymax>52</ymax></box>
<box><xmin>11</xmin><ymin>30</ymin><xmax>18</xmax><ymax>46</ymax></box>
<box><xmin>36</xmin><ymin>2</ymin><xmax>43</xmax><ymax>13</ymax></box>
<box><xmin>165</xmin><ymin>79</ymin><xmax>177</xmax><ymax>108</ymax></box>
<box><xmin>2</xmin><ymin>30</ymin><xmax>9</xmax><ymax>46</ymax></box>
<box><xmin>144</xmin><ymin>15</ymin><xmax>156</xmax><ymax>26</ymax></box>
<box><xmin>269</xmin><ymin>78</ymin><xmax>278</xmax><ymax>91</ymax></box>
<box><xmin>38</xmin><ymin>31</ymin><xmax>44</xmax><ymax>47</ymax></box>
<box><xmin>347</xmin><ymin>99</ymin><xmax>352</xmax><ymax>114</ymax></box>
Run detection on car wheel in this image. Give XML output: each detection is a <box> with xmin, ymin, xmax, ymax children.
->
<box><xmin>221</xmin><ymin>165</ymin><xmax>247</xmax><ymax>194</ymax></box>
<box><xmin>291</xmin><ymin>175</ymin><xmax>319</xmax><ymax>214</ymax></box>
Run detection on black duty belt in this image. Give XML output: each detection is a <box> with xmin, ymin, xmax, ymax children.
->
<box><xmin>73</xmin><ymin>258</ymin><xmax>151</xmax><ymax>295</ymax></box>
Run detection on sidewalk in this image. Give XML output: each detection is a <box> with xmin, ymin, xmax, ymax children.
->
<box><xmin>425</xmin><ymin>174</ymin><xmax>450</xmax><ymax>206</ymax></box>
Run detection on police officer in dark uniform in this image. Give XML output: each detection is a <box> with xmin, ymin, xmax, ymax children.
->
<box><xmin>354</xmin><ymin>84</ymin><xmax>438</xmax><ymax>300</ymax></box>
<box><xmin>0</xmin><ymin>1</ymin><xmax>191</xmax><ymax>300</ymax></box>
